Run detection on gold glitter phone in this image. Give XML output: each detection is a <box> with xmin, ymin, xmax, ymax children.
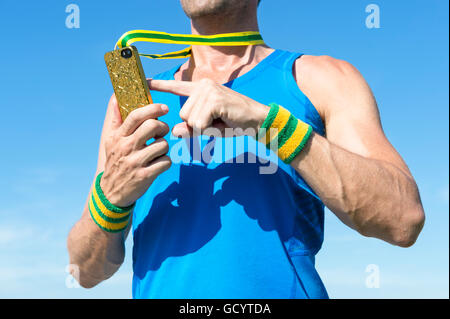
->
<box><xmin>104</xmin><ymin>46</ymin><xmax>153</xmax><ymax>121</ymax></box>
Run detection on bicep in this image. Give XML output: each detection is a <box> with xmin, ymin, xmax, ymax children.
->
<box><xmin>324</xmin><ymin>75</ymin><xmax>412</xmax><ymax>178</ymax></box>
<box><xmin>296</xmin><ymin>56</ymin><xmax>412</xmax><ymax>178</ymax></box>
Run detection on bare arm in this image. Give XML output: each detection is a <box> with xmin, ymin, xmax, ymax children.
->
<box><xmin>290</xmin><ymin>55</ymin><xmax>425</xmax><ymax>247</ymax></box>
<box><xmin>67</xmin><ymin>199</ymin><xmax>132</xmax><ymax>288</ymax></box>
<box><xmin>67</xmin><ymin>95</ymin><xmax>171</xmax><ymax>288</ymax></box>
<box><xmin>67</xmin><ymin>96</ymin><xmax>126</xmax><ymax>288</ymax></box>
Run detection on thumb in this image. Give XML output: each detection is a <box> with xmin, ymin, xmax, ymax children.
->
<box><xmin>109</xmin><ymin>94</ymin><xmax>123</xmax><ymax>130</ymax></box>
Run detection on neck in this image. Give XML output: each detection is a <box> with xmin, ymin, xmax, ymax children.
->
<box><xmin>177</xmin><ymin>6</ymin><xmax>272</xmax><ymax>83</ymax></box>
<box><xmin>190</xmin><ymin>6</ymin><xmax>259</xmax><ymax>36</ymax></box>
<box><xmin>188</xmin><ymin>6</ymin><xmax>264</xmax><ymax>72</ymax></box>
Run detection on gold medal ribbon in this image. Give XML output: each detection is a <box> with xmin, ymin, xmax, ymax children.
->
<box><xmin>115</xmin><ymin>30</ymin><xmax>265</xmax><ymax>59</ymax></box>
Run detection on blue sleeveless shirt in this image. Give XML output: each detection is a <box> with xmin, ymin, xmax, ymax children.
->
<box><xmin>132</xmin><ymin>49</ymin><xmax>328</xmax><ymax>299</ymax></box>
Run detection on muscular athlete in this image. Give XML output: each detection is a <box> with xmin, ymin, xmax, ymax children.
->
<box><xmin>68</xmin><ymin>0</ymin><xmax>425</xmax><ymax>298</ymax></box>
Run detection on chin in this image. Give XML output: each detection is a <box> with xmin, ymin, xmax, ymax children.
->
<box><xmin>181</xmin><ymin>0</ymin><xmax>250</xmax><ymax>19</ymax></box>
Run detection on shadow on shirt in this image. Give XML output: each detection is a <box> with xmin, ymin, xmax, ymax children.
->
<box><xmin>133</xmin><ymin>152</ymin><xmax>323</xmax><ymax>278</ymax></box>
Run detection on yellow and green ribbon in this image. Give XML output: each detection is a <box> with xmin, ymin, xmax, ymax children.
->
<box><xmin>115</xmin><ymin>30</ymin><xmax>265</xmax><ymax>59</ymax></box>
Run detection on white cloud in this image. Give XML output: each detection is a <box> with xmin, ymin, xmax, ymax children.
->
<box><xmin>0</xmin><ymin>225</ymin><xmax>36</xmax><ymax>245</ymax></box>
<box><xmin>0</xmin><ymin>224</ymin><xmax>53</xmax><ymax>248</ymax></box>
<box><xmin>0</xmin><ymin>264</ymin><xmax>63</xmax><ymax>282</ymax></box>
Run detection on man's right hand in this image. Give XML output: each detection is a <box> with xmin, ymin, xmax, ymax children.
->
<box><xmin>100</xmin><ymin>95</ymin><xmax>172</xmax><ymax>207</ymax></box>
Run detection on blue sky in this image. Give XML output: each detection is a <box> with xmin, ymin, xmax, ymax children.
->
<box><xmin>0</xmin><ymin>0</ymin><xmax>448</xmax><ymax>298</ymax></box>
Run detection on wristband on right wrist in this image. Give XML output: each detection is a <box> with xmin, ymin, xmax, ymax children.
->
<box><xmin>88</xmin><ymin>172</ymin><xmax>134</xmax><ymax>233</ymax></box>
<box><xmin>256</xmin><ymin>103</ymin><xmax>313</xmax><ymax>164</ymax></box>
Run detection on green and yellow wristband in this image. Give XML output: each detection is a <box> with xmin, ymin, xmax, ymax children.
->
<box><xmin>257</xmin><ymin>103</ymin><xmax>313</xmax><ymax>164</ymax></box>
<box><xmin>88</xmin><ymin>172</ymin><xmax>134</xmax><ymax>233</ymax></box>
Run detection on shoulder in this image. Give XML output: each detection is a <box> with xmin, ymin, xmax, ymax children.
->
<box><xmin>293</xmin><ymin>55</ymin><xmax>373</xmax><ymax>119</ymax></box>
<box><xmin>294</xmin><ymin>55</ymin><xmax>365</xmax><ymax>89</ymax></box>
<box><xmin>295</xmin><ymin>54</ymin><xmax>359</xmax><ymax>76</ymax></box>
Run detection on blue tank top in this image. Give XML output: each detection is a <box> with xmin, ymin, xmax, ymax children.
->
<box><xmin>132</xmin><ymin>49</ymin><xmax>328</xmax><ymax>299</ymax></box>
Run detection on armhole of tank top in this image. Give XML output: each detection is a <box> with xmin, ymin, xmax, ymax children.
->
<box><xmin>283</xmin><ymin>54</ymin><xmax>325</xmax><ymax>136</ymax></box>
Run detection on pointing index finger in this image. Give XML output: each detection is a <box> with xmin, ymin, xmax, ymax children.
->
<box><xmin>148</xmin><ymin>79</ymin><xmax>194</xmax><ymax>97</ymax></box>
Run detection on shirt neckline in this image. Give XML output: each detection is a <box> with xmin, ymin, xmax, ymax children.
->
<box><xmin>168</xmin><ymin>49</ymin><xmax>284</xmax><ymax>88</ymax></box>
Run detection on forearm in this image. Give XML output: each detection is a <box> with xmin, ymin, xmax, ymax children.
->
<box><xmin>291</xmin><ymin>132</ymin><xmax>425</xmax><ymax>247</ymax></box>
<box><xmin>67</xmin><ymin>203</ymin><xmax>129</xmax><ymax>288</ymax></box>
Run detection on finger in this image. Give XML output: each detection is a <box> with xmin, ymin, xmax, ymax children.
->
<box><xmin>143</xmin><ymin>155</ymin><xmax>172</xmax><ymax>175</ymax></box>
<box><xmin>172</xmin><ymin>122</ymin><xmax>193</xmax><ymax>138</ymax></box>
<box><xmin>119</xmin><ymin>104</ymin><xmax>169</xmax><ymax>136</ymax></box>
<box><xmin>148</xmin><ymin>79</ymin><xmax>195</xmax><ymax>97</ymax></box>
<box><xmin>180</xmin><ymin>88</ymin><xmax>206</xmax><ymax>126</ymax></box>
<box><xmin>183</xmin><ymin>88</ymin><xmax>207</xmax><ymax>127</ymax></box>
<box><xmin>134</xmin><ymin>138</ymin><xmax>169</xmax><ymax>166</ymax></box>
<box><xmin>179</xmin><ymin>93</ymin><xmax>201</xmax><ymax>125</ymax></box>
<box><xmin>132</xmin><ymin>119</ymin><xmax>170</xmax><ymax>147</ymax></box>
<box><xmin>189</xmin><ymin>94</ymin><xmax>213</xmax><ymax>131</ymax></box>
<box><xmin>109</xmin><ymin>94</ymin><xmax>123</xmax><ymax>130</ymax></box>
